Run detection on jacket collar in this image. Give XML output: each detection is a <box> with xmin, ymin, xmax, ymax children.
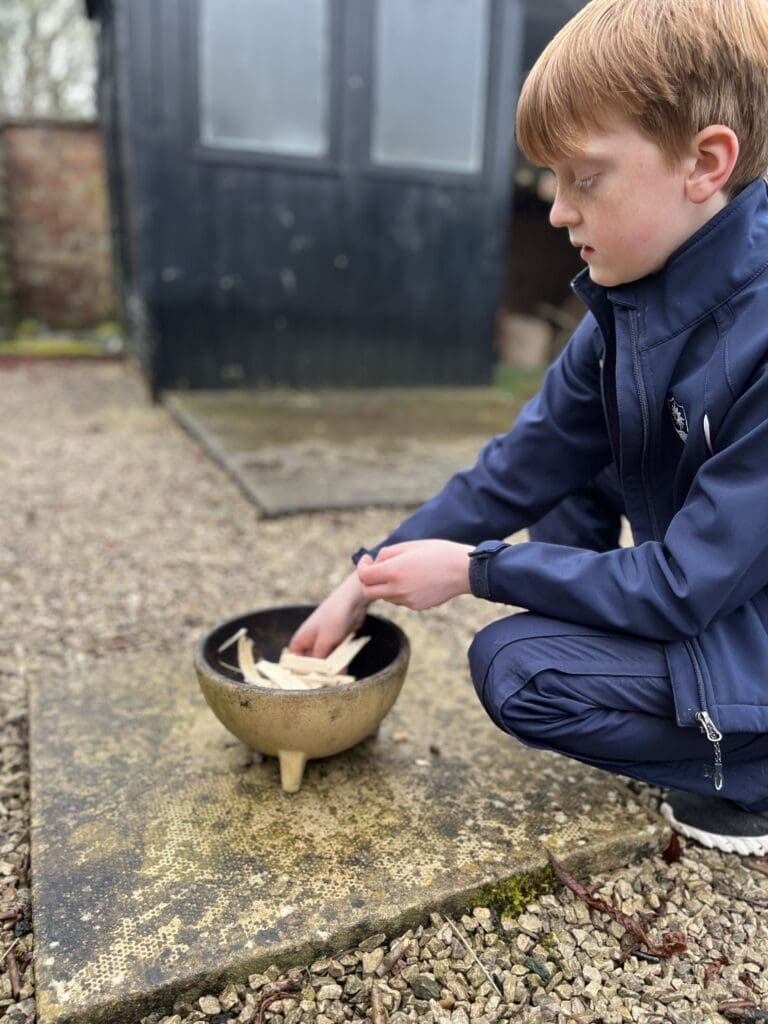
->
<box><xmin>573</xmin><ymin>178</ymin><xmax>768</xmax><ymax>345</ymax></box>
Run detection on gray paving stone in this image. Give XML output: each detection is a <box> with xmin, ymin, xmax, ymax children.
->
<box><xmin>30</xmin><ymin>622</ymin><xmax>665</xmax><ymax>1024</ymax></box>
<box><xmin>164</xmin><ymin>388</ymin><xmax>529</xmax><ymax>515</ymax></box>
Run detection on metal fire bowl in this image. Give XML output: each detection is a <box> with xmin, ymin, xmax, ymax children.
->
<box><xmin>194</xmin><ymin>605</ymin><xmax>410</xmax><ymax>792</ymax></box>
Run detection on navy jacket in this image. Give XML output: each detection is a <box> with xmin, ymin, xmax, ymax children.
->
<box><xmin>362</xmin><ymin>179</ymin><xmax>768</xmax><ymax>742</ymax></box>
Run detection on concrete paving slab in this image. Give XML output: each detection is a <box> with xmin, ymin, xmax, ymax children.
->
<box><xmin>164</xmin><ymin>388</ymin><xmax>540</xmax><ymax>515</ymax></box>
<box><xmin>30</xmin><ymin>613</ymin><xmax>666</xmax><ymax>1024</ymax></box>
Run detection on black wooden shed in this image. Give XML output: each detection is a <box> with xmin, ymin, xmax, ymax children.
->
<box><xmin>86</xmin><ymin>0</ymin><xmax>579</xmax><ymax>391</ymax></box>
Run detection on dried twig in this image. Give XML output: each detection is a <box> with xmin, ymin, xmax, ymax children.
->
<box><xmin>256</xmin><ymin>976</ymin><xmax>304</xmax><ymax>1024</ymax></box>
<box><xmin>547</xmin><ymin>851</ymin><xmax>686</xmax><ymax>960</ymax></box>
<box><xmin>632</xmin><ymin>950</ymin><xmax>662</xmax><ymax>963</ymax></box>
<box><xmin>5</xmin><ymin>943</ymin><xmax>21</xmax><ymax>1000</ymax></box>
<box><xmin>745</xmin><ymin>859</ymin><xmax>768</xmax><ymax>880</ymax></box>
<box><xmin>376</xmin><ymin>937</ymin><xmax>410</xmax><ymax>977</ymax></box>
<box><xmin>616</xmin><ymin>880</ymin><xmax>680</xmax><ymax>964</ymax></box>
<box><xmin>717</xmin><ymin>1000</ymin><xmax>768</xmax><ymax>1023</ymax></box>
<box><xmin>712</xmin><ymin>883</ymin><xmax>768</xmax><ymax>910</ymax></box>
<box><xmin>445</xmin><ymin>916</ymin><xmax>502</xmax><ymax>997</ymax></box>
<box><xmin>370</xmin><ymin>980</ymin><xmax>386</xmax><ymax>1024</ymax></box>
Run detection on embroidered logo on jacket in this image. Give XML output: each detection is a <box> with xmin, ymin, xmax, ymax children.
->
<box><xmin>668</xmin><ymin>395</ymin><xmax>689</xmax><ymax>442</ymax></box>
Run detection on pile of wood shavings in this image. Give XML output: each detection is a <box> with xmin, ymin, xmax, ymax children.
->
<box><xmin>216</xmin><ymin>628</ymin><xmax>371</xmax><ymax>689</ymax></box>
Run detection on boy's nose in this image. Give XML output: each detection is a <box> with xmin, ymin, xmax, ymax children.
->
<box><xmin>549</xmin><ymin>190</ymin><xmax>581</xmax><ymax>229</ymax></box>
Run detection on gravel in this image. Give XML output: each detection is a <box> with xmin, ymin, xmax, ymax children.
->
<box><xmin>1</xmin><ymin>361</ymin><xmax>768</xmax><ymax>1024</ymax></box>
<box><xmin>135</xmin><ymin>837</ymin><xmax>768</xmax><ymax>1024</ymax></box>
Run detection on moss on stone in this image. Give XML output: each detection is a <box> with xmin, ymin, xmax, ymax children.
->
<box><xmin>0</xmin><ymin>337</ymin><xmax>108</xmax><ymax>356</ymax></box>
<box><xmin>467</xmin><ymin>864</ymin><xmax>558</xmax><ymax>919</ymax></box>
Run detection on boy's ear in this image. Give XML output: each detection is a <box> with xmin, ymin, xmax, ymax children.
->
<box><xmin>685</xmin><ymin>125</ymin><xmax>739</xmax><ymax>203</ymax></box>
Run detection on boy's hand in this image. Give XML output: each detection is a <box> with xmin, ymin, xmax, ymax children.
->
<box><xmin>289</xmin><ymin>571</ymin><xmax>370</xmax><ymax>658</ymax></box>
<box><xmin>356</xmin><ymin>540</ymin><xmax>473</xmax><ymax>611</ymax></box>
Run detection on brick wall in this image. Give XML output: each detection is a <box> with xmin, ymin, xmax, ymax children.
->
<box><xmin>0</xmin><ymin>133</ymin><xmax>12</xmax><ymax>328</ymax></box>
<box><xmin>1</xmin><ymin>121</ymin><xmax>115</xmax><ymax>329</ymax></box>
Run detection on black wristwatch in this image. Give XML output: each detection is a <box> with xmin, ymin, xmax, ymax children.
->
<box><xmin>467</xmin><ymin>540</ymin><xmax>508</xmax><ymax>599</ymax></box>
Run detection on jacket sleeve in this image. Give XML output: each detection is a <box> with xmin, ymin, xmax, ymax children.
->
<box><xmin>355</xmin><ymin>314</ymin><xmax>613</xmax><ymax>560</ymax></box>
<box><xmin>475</xmin><ymin>360</ymin><xmax>768</xmax><ymax>641</ymax></box>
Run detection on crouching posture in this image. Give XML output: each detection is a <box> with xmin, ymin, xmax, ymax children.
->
<box><xmin>292</xmin><ymin>0</ymin><xmax>768</xmax><ymax>855</ymax></box>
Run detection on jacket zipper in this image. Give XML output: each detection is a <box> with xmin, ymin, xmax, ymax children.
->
<box><xmin>703</xmin><ymin>413</ymin><xmax>714</xmax><ymax>455</ymax></box>
<box><xmin>630</xmin><ymin>312</ymin><xmax>724</xmax><ymax>791</ymax></box>
<box><xmin>629</xmin><ymin>311</ymin><xmax>661</xmax><ymax>539</ymax></box>
<box><xmin>696</xmin><ymin>710</ymin><xmax>724</xmax><ymax>791</ymax></box>
<box><xmin>598</xmin><ymin>351</ymin><xmax>619</xmax><ymax>469</ymax></box>
<box><xmin>598</xmin><ymin>323</ymin><xmax>621</xmax><ymax>473</ymax></box>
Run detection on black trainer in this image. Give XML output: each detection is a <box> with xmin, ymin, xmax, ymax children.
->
<box><xmin>660</xmin><ymin>790</ymin><xmax>768</xmax><ymax>856</ymax></box>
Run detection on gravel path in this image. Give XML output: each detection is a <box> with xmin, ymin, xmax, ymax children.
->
<box><xmin>1</xmin><ymin>361</ymin><xmax>767</xmax><ymax>1024</ymax></box>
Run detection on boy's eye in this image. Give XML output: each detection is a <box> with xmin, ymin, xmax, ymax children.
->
<box><xmin>573</xmin><ymin>174</ymin><xmax>597</xmax><ymax>191</ymax></box>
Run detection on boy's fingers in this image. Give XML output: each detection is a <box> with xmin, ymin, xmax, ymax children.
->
<box><xmin>289</xmin><ymin>619</ymin><xmax>318</xmax><ymax>653</ymax></box>
<box><xmin>289</xmin><ymin>635</ymin><xmax>312</xmax><ymax>654</ymax></box>
<box><xmin>290</xmin><ymin>630</ymin><xmax>338</xmax><ymax>658</ymax></box>
<box><xmin>372</xmin><ymin>545</ymin><xmax>403</xmax><ymax>561</ymax></box>
<box><xmin>312</xmin><ymin>631</ymin><xmax>344</xmax><ymax>658</ymax></box>
<box><xmin>357</xmin><ymin>546</ymin><xmax>406</xmax><ymax>577</ymax></box>
<box><xmin>359</xmin><ymin>581</ymin><xmax>399</xmax><ymax>602</ymax></box>
<box><xmin>357</xmin><ymin>559</ymin><xmax>393</xmax><ymax>584</ymax></box>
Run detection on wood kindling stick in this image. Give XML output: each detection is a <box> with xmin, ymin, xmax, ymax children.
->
<box><xmin>237</xmin><ymin>632</ymin><xmax>264</xmax><ymax>684</ymax></box>
<box><xmin>218</xmin><ymin>628</ymin><xmax>372</xmax><ymax>689</ymax></box>
<box><xmin>305</xmin><ymin>673</ymin><xmax>355</xmax><ymax>687</ymax></box>
<box><xmin>324</xmin><ymin>634</ymin><xmax>370</xmax><ymax>674</ymax></box>
<box><xmin>279</xmin><ymin>650</ymin><xmax>337</xmax><ymax>676</ymax></box>
<box><xmin>254</xmin><ymin>658</ymin><xmax>312</xmax><ymax>690</ymax></box>
<box><xmin>217</xmin><ymin>626</ymin><xmax>246</xmax><ymax>653</ymax></box>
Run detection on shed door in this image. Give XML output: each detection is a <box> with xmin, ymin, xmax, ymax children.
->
<box><xmin>183</xmin><ymin>0</ymin><xmax>522</xmax><ymax>386</ymax></box>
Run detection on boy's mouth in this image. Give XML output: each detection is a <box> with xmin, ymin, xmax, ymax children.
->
<box><xmin>580</xmin><ymin>245</ymin><xmax>595</xmax><ymax>260</ymax></box>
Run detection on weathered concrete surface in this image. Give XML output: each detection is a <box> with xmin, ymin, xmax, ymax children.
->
<box><xmin>30</xmin><ymin>610</ymin><xmax>665</xmax><ymax>1024</ymax></box>
<box><xmin>164</xmin><ymin>387</ymin><xmax>541</xmax><ymax>515</ymax></box>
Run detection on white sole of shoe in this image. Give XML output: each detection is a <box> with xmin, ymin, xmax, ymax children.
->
<box><xmin>660</xmin><ymin>800</ymin><xmax>768</xmax><ymax>856</ymax></box>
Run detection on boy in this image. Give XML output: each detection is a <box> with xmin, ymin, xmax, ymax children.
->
<box><xmin>291</xmin><ymin>0</ymin><xmax>768</xmax><ymax>855</ymax></box>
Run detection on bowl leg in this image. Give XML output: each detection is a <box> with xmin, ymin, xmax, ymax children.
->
<box><xmin>278</xmin><ymin>750</ymin><xmax>307</xmax><ymax>793</ymax></box>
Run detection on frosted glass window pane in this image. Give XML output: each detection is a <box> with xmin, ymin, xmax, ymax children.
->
<box><xmin>199</xmin><ymin>0</ymin><xmax>330</xmax><ymax>158</ymax></box>
<box><xmin>372</xmin><ymin>0</ymin><xmax>489</xmax><ymax>173</ymax></box>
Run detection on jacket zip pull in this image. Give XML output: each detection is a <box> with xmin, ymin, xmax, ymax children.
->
<box><xmin>696</xmin><ymin>711</ymin><xmax>724</xmax><ymax>791</ymax></box>
<box><xmin>703</xmin><ymin>413</ymin><xmax>714</xmax><ymax>455</ymax></box>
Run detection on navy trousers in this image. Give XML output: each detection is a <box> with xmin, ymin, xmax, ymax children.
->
<box><xmin>468</xmin><ymin>466</ymin><xmax>768</xmax><ymax>812</ymax></box>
